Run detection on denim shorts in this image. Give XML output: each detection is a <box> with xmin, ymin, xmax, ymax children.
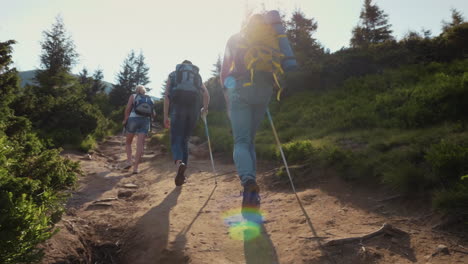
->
<box><xmin>126</xmin><ymin>117</ymin><xmax>150</xmax><ymax>135</ymax></box>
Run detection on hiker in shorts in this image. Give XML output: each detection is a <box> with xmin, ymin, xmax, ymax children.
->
<box><xmin>220</xmin><ymin>14</ymin><xmax>280</xmax><ymax>214</ymax></box>
<box><xmin>164</xmin><ymin>60</ymin><xmax>210</xmax><ymax>186</ymax></box>
<box><xmin>122</xmin><ymin>85</ymin><xmax>155</xmax><ymax>174</ymax></box>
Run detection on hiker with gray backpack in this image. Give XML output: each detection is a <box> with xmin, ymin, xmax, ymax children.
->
<box><xmin>164</xmin><ymin>60</ymin><xmax>210</xmax><ymax>186</ymax></box>
<box><xmin>220</xmin><ymin>11</ymin><xmax>297</xmax><ymax>217</ymax></box>
<box><xmin>122</xmin><ymin>85</ymin><xmax>155</xmax><ymax>174</ymax></box>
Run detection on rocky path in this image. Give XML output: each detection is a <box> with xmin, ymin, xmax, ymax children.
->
<box><xmin>41</xmin><ymin>135</ymin><xmax>468</xmax><ymax>264</ymax></box>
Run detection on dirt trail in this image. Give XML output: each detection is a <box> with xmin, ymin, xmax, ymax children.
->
<box><xmin>41</xmin><ymin>134</ymin><xmax>468</xmax><ymax>264</ymax></box>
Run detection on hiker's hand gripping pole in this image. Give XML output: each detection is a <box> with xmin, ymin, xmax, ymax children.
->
<box><xmin>201</xmin><ymin>109</ymin><xmax>217</xmax><ymax>184</ymax></box>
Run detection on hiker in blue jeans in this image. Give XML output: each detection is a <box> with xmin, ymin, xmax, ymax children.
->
<box><xmin>164</xmin><ymin>60</ymin><xmax>210</xmax><ymax>186</ymax></box>
<box><xmin>220</xmin><ymin>14</ymin><xmax>276</xmax><ymax>214</ymax></box>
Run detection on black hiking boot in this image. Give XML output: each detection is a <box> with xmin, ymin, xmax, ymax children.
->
<box><xmin>241</xmin><ymin>180</ymin><xmax>261</xmax><ymax>221</ymax></box>
<box><xmin>175</xmin><ymin>162</ymin><xmax>186</xmax><ymax>186</ymax></box>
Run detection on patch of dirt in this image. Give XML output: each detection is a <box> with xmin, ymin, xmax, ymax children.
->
<box><xmin>41</xmin><ymin>134</ymin><xmax>468</xmax><ymax>264</ymax></box>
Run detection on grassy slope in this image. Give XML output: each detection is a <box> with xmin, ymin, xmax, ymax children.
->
<box><xmin>189</xmin><ymin>59</ymin><xmax>468</xmax><ymax>216</ymax></box>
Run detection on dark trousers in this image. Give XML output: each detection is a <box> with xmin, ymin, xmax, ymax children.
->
<box><xmin>170</xmin><ymin>103</ymin><xmax>199</xmax><ymax>164</ymax></box>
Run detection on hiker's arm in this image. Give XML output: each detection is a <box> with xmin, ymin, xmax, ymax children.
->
<box><xmin>223</xmin><ymin>89</ymin><xmax>230</xmax><ymax>119</ymax></box>
<box><xmin>123</xmin><ymin>95</ymin><xmax>133</xmax><ymax>125</ymax></box>
<box><xmin>163</xmin><ymin>77</ymin><xmax>171</xmax><ymax>128</ymax></box>
<box><xmin>201</xmin><ymin>83</ymin><xmax>210</xmax><ymax>112</ymax></box>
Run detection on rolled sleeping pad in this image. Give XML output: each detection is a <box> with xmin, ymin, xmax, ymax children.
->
<box><xmin>265</xmin><ymin>10</ymin><xmax>298</xmax><ymax>72</ymax></box>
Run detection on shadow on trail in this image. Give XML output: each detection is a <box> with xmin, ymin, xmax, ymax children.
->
<box><xmin>121</xmin><ymin>187</ymin><xmax>182</xmax><ymax>264</ymax></box>
<box><xmin>170</xmin><ymin>184</ymin><xmax>218</xmax><ymax>262</ymax></box>
<box><xmin>67</xmin><ymin>171</ymin><xmax>125</xmax><ymax>209</ymax></box>
<box><xmin>244</xmin><ymin>224</ymin><xmax>279</xmax><ymax>264</ymax></box>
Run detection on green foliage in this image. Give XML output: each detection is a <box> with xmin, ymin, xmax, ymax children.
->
<box><xmin>425</xmin><ymin>140</ymin><xmax>468</xmax><ymax>184</ymax></box>
<box><xmin>381</xmin><ymin>162</ymin><xmax>427</xmax><ymax>193</ymax></box>
<box><xmin>433</xmin><ymin>180</ymin><xmax>468</xmax><ymax>216</ymax></box>
<box><xmin>0</xmin><ymin>131</ymin><xmax>80</xmax><ymax>264</ymax></box>
<box><xmin>193</xmin><ymin>111</ymin><xmax>233</xmax><ymax>153</ymax></box>
<box><xmin>148</xmin><ymin>132</ymin><xmax>170</xmax><ymax>150</ymax></box>
<box><xmin>280</xmin><ymin>140</ymin><xmax>317</xmax><ymax>164</ymax></box>
<box><xmin>80</xmin><ymin>134</ymin><xmax>97</xmax><ymax>152</ymax></box>
<box><xmin>0</xmin><ymin>192</ymin><xmax>52</xmax><ymax>264</ymax></box>
<box><xmin>0</xmin><ymin>36</ymin><xmax>82</xmax><ymax>264</ymax></box>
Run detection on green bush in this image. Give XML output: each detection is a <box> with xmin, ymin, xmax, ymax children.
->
<box><xmin>0</xmin><ymin>192</ymin><xmax>53</xmax><ymax>264</ymax></box>
<box><xmin>381</xmin><ymin>162</ymin><xmax>427</xmax><ymax>193</ymax></box>
<box><xmin>425</xmin><ymin>140</ymin><xmax>468</xmax><ymax>184</ymax></box>
<box><xmin>433</xmin><ymin>179</ymin><xmax>468</xmax><ymax>215</ymax></box>
<box><xmin>0</xmin><ymin>134</ymin><xmax>80</xmax><ymax>264</ymax></box>
<box><xmin>280</xmin><ymin>140</ymin><xmax>317</xmax><ymax>164</ymax></box>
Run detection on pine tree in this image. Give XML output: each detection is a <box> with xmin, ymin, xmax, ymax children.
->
<box><xmin>0</xmin><ymin>40</ymin><xmax>18</xmax><ymax>125</ymax></box>
<box><xmin>211</xmin><ymin>55</ymin><xmax>222</xmax><ymax>77</ymax></box>
<box><xmin>443</xmin><ymin>9</ymin><xmax>465</xmax><ymax>32</ymax></box>
<box><xmin>38</xmin><ymin>16</ymin><xmax>78</xmax><ymax>77</ymax></box>
<box><xmin>34</xmin><ymin>16</ymin><xmax>79</xmax><ymax>95</ymax></box>
<box><xmin>134</xmin><ymin>52</ymin><xmax>150</xmax><ymax>90</ymax></box>
<box><xmin>109</xmin><ymin>50</ymin><xmax>151</xmax><ymax>107</ymax></box>
<box><xmin>92</xmin><ymin>69</ymin><xmax>107</xmax><ymax>94</ymax></box>
<box><xmin>350</xmin><ymin>0</ymin><xmax>393</xmax><ymax>48</ymax></box>
<box><xmin>286</xmin><ymin>10</ymin><xmax>323</xmax><ymax>66</ymax></box>
<box><xmin>78</xmin><ymin>67</ymin><xmax>90</xmax><ymax>84</ymax></box>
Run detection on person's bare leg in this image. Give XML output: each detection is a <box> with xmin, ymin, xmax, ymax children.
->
<box><xmin>134</xmin><ymin>133</ymin><xmax>146</xmax><ymax>173</ymax></box>
<box><xmin>126</xmin><ymin>133</ymin><xmax>135</xmax><ymax>164</ymax></box>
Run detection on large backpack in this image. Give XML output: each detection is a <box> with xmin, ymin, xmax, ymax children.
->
<box><xmin>133</xmin><ymin>94</ymin><xmax>154</xmax><ymax>117</ymax></box>
<box><xmin>230</xmin><ymin>11</ymin><xmax>297</xmax><ymax>100</ymax></box>
<box><xmin>169</xmin><ymin>63</ymin><xmax>202</xmax><ymax>105</ymax></box>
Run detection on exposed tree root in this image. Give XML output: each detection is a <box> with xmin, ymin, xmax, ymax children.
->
<box><xmin>324</xmin><ymin>223</ymin><xmax>408</xmax><ymax>247</ymax></box>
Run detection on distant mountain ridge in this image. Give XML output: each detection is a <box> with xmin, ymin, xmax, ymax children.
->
<box><xmin>18</xmin><ymin>70</ymin><xmax>114</xmax><ymax>94</ymax></box>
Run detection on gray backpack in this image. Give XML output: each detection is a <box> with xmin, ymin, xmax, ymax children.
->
<box><xmin>170</xmin><ymin>64</ymin><xmax>202</xmax><ymax>105</ymax></box>
<box><xmin>133</xmin><ymin>94</ymin><xmax>154</xmax><ymax>117</ymax></box>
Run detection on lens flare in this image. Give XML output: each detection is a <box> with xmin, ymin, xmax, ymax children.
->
<box><xmin>229</xmin><ymin>221</ymin><xmax>261</xmax><ymax>241</ymax></box>
<box><xmin>222</xmin><ymin>207</ymin><xmax>266</xmax><ymax>241</ymax></box>
<box><xmin>224</xmin><ymin>76</ymin><xmax>236</xmax><ymax>89</ymax></box>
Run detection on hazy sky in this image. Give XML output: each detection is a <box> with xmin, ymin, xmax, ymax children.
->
<box><xmin>1</xmin><ymin>0</ymin><xmax>467</xmax><ymax>96</ymax></box>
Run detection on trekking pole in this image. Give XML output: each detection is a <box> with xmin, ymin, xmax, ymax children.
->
<box><xmin>266</xmin><ymin>108</ymin><xmax>336</xmax><ymax>263</ymax></box>
<box><xmin>266</xmin><ymin>108</ymin><xmax>295</xmax><ymax>192</ymax></box>
<box><xmin>201</xmin><ymin>110</ymin><xmax>217</xmax><ymax>184</ymax></box>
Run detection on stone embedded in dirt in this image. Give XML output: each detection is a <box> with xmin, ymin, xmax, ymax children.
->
<box><xmin>94</xmin><ymin>197</ymin><xmax>118</xmax><ymax>203</ymax></box>
<box><xmin>118</xmin><ymin>190</ymin><xmax>134</xmax><ymax>198</ymax></box>
<box><xmin>122</xmin><ymin>183</ymin><xmax>138</xmax><ymax>189</ymax></box>
<box><xmin>433</xmin><ymin>244</ymin><xmax>450</xmax><ymax>256</ymax></box>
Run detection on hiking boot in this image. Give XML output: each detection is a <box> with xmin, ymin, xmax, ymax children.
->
<box><xmin>175</xmin><ymin>162</ymin><xmax>186</xmax><ymax>186</ymax></box>
<box><xmin>241</xmin><ymin>180</ymin><xmax>261</xmax><ymax>219</ymax></box>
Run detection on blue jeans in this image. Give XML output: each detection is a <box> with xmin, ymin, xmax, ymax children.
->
<box><xmin>170</xmin><ymin>103</ymin><xmax>200</xmax><ymax>165</ymax></box>
<box><xmin>228</xmin><ymin>72</ymin><xmax>273</xmax><ymax>186</ymax></box>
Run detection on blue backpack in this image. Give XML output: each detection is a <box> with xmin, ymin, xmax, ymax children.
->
<box><xmin>169</xmin><ymin>63</ymin><xmax>202</xmax><ymax>105</ymax></box>
<box><xmin>133</xmin><ymin>94</ymin><xmax>154</xmax><ymax>117</ymax></box>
